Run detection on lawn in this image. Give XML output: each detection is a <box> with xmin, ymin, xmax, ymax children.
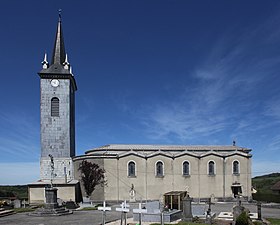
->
<box><xmin>267</xmin><ymin>218</ymin><xmax>280</xmax><ymax>225</ymax></box>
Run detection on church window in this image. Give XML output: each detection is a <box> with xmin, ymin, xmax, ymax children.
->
<box><xmin>51</xmin><ymin>97</ymin><xmax>59</xmax><ymax>117</ymax></box>
<box><xmin>128</xmin><ymin>161</ymin><xmax>136</xmax><ymax>177</ymax></box>
<box><xmin>183</xmin><ymin>161</ymin><xmax>190</xmax><ymax>176</ymax></box>
<box><xmin>156</xmin><ymin>161</ymin><xmax>164</xmax><ymax>177</ymax></box>
<box><xmin>233</xmin><ymin>160</ymin><xmax>240</xmax><ymax>175</ymax></box>
<box><xmin>208</xmin><ymin>161</ymin><xmax>215</xmax><ymax>175</ymax></box>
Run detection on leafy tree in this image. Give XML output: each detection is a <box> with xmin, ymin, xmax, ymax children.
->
<box><xmin>78</xmin><ymin>160</ymin><xmax>106</xmax><ymax>197</ymax></box>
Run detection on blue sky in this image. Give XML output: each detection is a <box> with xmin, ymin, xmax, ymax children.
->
<box><xmin>0</xmin><ymin>0</ymin><xmax>280</xmax><ymax>184</ymax></box>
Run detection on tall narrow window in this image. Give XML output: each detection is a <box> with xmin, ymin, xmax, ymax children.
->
<box><xmin>233</xmin><ymin>160</ymin><xmax>239</xmax><ymax>175</ymax></box>
<box><xmin>208</xmin><ymin>161</ymin><xmax>215</xmax><ymax>175</ymax></box>
<box><xmin>156</xmin><ymin>161</ymin><xmax>164</xmax><ymax>177</ymax></box>
<box><xmin>51</xmin><ymin>97</ymin><xmax>59</xmax><ymax>117</ymax></box>
<box><xmin>128</xmin><ymin>161</ymin><xmax>136</xmax><ymax>177</ymax></box>
<box><xmin>183</xmin><ymin>161</ymin><xmax>190</xmax><ymax>176</ymax></box>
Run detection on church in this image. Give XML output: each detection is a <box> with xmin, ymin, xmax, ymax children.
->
<box><xmin>28</xmin><ymin>16</ymin><xmax>252</xmax><ymax>204</ymax></box>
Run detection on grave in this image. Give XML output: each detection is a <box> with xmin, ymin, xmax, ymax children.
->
<box><xmin>133</xmin><ymin>201</ymin><xmax>181</xmax><ymax>223</ymax></box>
<box><xmin>98</xmin><ymin>201</ymin><xmax>112</xmax><ymax>225</ymax></box>
<box><xmin>13</xmin><ymin>199</ymin><xmax>21</xmax><ymax>209</ymax></box>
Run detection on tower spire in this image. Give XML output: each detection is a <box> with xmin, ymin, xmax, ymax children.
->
<box><xmin>51</xmin><ymin>10</ymin><xmax>66</xmax><ymax>65</ymax></box>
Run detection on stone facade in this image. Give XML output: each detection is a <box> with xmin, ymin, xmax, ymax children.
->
<box><xmin>73</xmin><ymin>145</ymin><xmax>252</xmax><ymax>202</ymax></box>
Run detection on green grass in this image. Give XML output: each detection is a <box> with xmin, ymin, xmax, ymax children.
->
<box><xmin>79</xmin><ymin>207</ymin><xmax>97</xmax><ymax>210</ymax></box>
<box><xmin>266</xmin><ymin>218</ymin><xmax>280</xmax><ymax>225</ymax></box>
<box><xmin>150</xmin><ymin>222</ymin><xmax>207</xmax><ymax>225</ymax></box>
<box><xmin>13</xmin><ymin>208</ymin><xmax>35</xmax><ymax>213</ymax></box>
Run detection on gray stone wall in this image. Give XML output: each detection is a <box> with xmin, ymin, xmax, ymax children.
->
<box><xmin>40</xmin><ymin>78</ymin><xmax>75</xmax><ymax>180</ymax></box>
<box><xmin>40</xmin><ymin>157</ymin><xmax>74</xmax><ymax>181</ymax></box>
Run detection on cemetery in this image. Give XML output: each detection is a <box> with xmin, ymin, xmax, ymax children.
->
<box><xmin>1</xmin><ymin>183</ymin><xmax>280</xmax><ymax>225</ymax></box>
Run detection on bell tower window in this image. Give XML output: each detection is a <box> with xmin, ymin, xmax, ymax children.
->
<box><xmin>51</xmin><ymin>97</ymin><xmax>59</xmax><ymax>117</ymax></box>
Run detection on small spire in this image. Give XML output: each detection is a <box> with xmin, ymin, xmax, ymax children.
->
<box><xmin>42</xmin><ymin>52</ymin><xmax>49</xmax><ymax>69</ymax></box>
<box><xmin>63</xmin><ymin>53</ymin><xmax>70</xmax><ymax>69</ymax></box>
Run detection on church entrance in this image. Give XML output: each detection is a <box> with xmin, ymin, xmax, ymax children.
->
<box><xmin>231</xmin><ymin>182</ymin><xmax>242</xmax><ymax>198</ymax></box>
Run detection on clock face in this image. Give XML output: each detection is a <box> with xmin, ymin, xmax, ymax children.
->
<box><xmin>51</xmin><ymin>79</ymin><xmax>59</xmax><ymax>87</ymax></box>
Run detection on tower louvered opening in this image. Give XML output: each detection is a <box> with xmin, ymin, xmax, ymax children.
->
<box><xmin>51</xmin><ymin>97</ymin><xmax>59</xmax><ymax>117</ymax></box>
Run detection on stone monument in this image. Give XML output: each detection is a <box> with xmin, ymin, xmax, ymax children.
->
<box><xmin>28</xmin><ymin>155</ymin><xmax>72</xmax><ymax>216</ymax></box>
<box><xmin>182</xmin><ymin>194</ymin><xmax>193</xmax><ymax>221</ymax></box>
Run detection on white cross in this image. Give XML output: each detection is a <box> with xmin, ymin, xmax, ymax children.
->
<box><xmin>98</xmin><ymin>201</ymin><xmax>111</xmax><ymax>211</ymax></box>
<box><xmin>116</xmin><ymin>200</ymin><xmax>130</xmax><ymax>212</ymax></box>
<box><xmin>133</xmin><ymin>203</ymin><xmax>147</xmax><ymax>214</ymax></box>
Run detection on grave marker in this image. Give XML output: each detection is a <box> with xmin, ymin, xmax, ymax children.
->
<box><xmin>98</xmin><ymin>201</ymin><xmax>111</xmax><ymax>225</ymax></box>
<box><xmin>133</xmin><ymin>203</ymin><xmax>147</xmax><ymax>225</ymax></box>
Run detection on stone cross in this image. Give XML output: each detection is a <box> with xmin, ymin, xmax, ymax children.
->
<box><xmin>206</xmin><ymin>198</ymin><xmax>214</xmax><ymax>224</ymax></box>
<box><xmin>116</xmin><ymin>200</ymin><xmax>130</xmax><ymax>225</ymax></box>
<box><xmin>48</xmin><ymin>154</ymin><xmax>54</xmax><ymax>188</ymax></box>
<box><xmin>98</xmin><ymin>201</ymin><xmax>111</xmax><ymax>225</ymax></box>
<box><xmin>133</xmin><ymin>203</ymin><xmax>147</xmax><ymax>225</ymax></box>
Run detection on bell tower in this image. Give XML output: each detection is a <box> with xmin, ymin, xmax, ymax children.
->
<box><xmin>38</xmin><ymin>14</ymin><xmax>77</xmax><ymax>183</ymax></box>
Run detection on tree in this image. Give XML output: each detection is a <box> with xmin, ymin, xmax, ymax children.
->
<box><xmin>78</xmin><ymin>160</ymin><xmax>106</xmax><ymax>197</ymax></box>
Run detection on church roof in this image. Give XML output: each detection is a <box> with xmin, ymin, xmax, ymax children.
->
<box><xmin>72</xmin><ymin>144</ymin><xmax>252</xmax><ymax>160</ymax></box>
<box><xmin>86</xmin><ymin>144</ymin><xmax>251</xmax><ymax>153</ymax></box>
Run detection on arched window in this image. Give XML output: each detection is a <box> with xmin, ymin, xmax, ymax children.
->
<box><xmin>156</xmin><ymin>161</ymin><xmax>164</xmax><ymax>177</ymax></box>
<box><xmin>183</xmin><ymin>161</ymin><xmax>190</xmax><ymax>176</ymax></box>
<box><xmin>233</xmin><ymin>160</ymin><xmax>239</xmax><ymax>175</ymax></box>
<box><xmin>51</xmin><ymin>97</ymin><xmax>59</xmax><ymax>117</ymax></box>
<box><xmin>128</xmin><ymin>161</ymin><xmax>136</xmax><ymax>177</ymax></box>
<box><xmin>208</xmin><ymin>161</ymin><xmax>215</xmax><ymax>175</ymax></box>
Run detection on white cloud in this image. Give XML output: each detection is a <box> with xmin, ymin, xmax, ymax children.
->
<box><xmin>0</xmin><ymin>162</ymin><xmax>39</xmax><ymax>185</ymax></box>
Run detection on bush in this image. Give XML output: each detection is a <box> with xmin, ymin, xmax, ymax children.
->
<box><xmin>236</xmin><ymin>211</ymin><xmax>250</xmax><ymax>225</ymax></box>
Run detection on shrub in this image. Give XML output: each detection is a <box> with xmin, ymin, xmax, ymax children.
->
<box><xmin>236</xmin><ymin>211</ymin><xmax>250</xmax><ymax>225</ymax></box>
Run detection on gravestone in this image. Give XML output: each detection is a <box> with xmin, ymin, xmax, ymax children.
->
<box><xmin>232</xmin><ymin>200</ymin><xmax>251</xmax><ymax>225</ymax></box>
<box><xmin>146</xmin><ymin>201</ymin><xmax>161</xmax><ymax>214</ymax></box>
<box><xmin>257</xmin><ymin>202</ymin><xmax>262</xmax><ymax>221</ymax></box>
<box><xmin>13</xmin><ymin>199</ymin><xmax>21</xmax><ymax>208</ymax></box>
<box><xmin>192</xmin><ymin>204</ymin><xmax>206</xmax><ymax>218</ymax></box>
<box><xmin>182</xmin><ymin>194</ymin><xmax>193</xmax><ymax>221</ymax></box>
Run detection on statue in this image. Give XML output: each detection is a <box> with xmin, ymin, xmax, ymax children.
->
<box><xmin>129</xmin><ymin>184</ymin><xmax>136</xmax><ymax>202</ymax></box>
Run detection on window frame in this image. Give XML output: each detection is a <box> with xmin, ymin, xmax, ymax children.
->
<box><xmin>182</xmin><ymin>160</ymin><xmax>190</xmax><ymax>176</ymax></box>
<box><xmin>232</xmin><ymin>160</ymin><xmax>240</xmax><ymax>175</ymax></box>
<box><xmin>155</xmin><ymin>160</ymin><xmax>164</xmax><ymax>177</ymax></box>
<box><xmin>51</xmin><ymin>97</ymin><xmax>60</xmax><ymax>117</ymax></box>
<box><xmin>208</xmin><ymin>160</ymin><xmax>216</xmax><ymax>176</ymax></box>
<box><xmin>127</xmin><ymin>160</ymin><xmax>136</xmax><ymax>177</ymax></box>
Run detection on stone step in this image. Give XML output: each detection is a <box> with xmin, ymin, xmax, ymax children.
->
<box><xmin>0</xmin><ymin>209</ymin><xmax>15</xmax><ymax>217</ymax></box>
